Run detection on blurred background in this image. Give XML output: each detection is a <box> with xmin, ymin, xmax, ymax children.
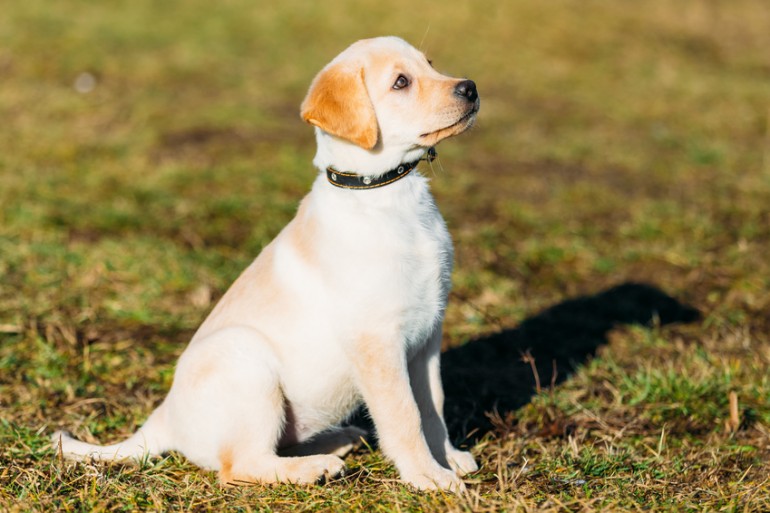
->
<box><xmin>2</xmin><ymin>1</ymin><xmax>768</xmax><ymax>339</ymax></box>
<box><xmin>1</xmin><ymin>0</ymin><xmax>769</xmax><ymax>509</ymax></box>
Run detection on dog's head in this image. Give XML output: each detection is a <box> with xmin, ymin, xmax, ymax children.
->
<box><xmin>301</xmin><ymin>37</ymin><xmax>479</xmax><ymax>170</ymax></box>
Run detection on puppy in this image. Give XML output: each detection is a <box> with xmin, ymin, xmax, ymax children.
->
<box><xmin>54</xmin><ymin>36</ymin><xmax>480</xmax><ymax>492</ymax></box>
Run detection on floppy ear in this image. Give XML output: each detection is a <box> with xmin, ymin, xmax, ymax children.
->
<box><xmin>300</xmin><ymin>64</ymin><xmax>379</xmax><ymax>150</ymax></box>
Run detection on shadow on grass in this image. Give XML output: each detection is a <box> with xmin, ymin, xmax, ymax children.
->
<box><xmin>440</xmin><ymin>282</ymin><xmax>699</xmax><ymax>442</ymax></box>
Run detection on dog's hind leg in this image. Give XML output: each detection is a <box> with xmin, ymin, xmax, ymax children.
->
<box><xmin>169</xmin><ymin>326</ymin><xmax>345</xmax><ymax>485</ymax></box>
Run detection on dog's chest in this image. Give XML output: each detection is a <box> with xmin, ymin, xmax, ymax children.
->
<box><xmin>394</xmin><ymin>211</ymin><xmax>452</xmax><ymax>345</ymax></box>
<box><xmin>321</xmin><ymin>183</ymin><xmax>452</xmax><ymax>344</ymax></box>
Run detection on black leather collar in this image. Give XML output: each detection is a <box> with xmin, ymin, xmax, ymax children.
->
<box><xmin>326</xmin><ymin>147</ymin><xmax>436</xmax><ymax>190</ymax></box>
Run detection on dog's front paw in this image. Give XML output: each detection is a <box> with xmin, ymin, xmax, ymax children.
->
<box><xmin>447</xmin><ymin>448</ymin><xmax>478</xmax><ymax>476</ymax></box>
<box><xmin>330</xmin><ymin>426</ymin><xmax>368</xmax><ymax>457</ymax></box>
<box><xmin>401</xmin><ymin>464</ymin><xmax>466</xmax><ymax>493</ymax></box>
<box><xmin>300</xmin><ymin>454</ymin><xmax>347</xmax><ymax>484</ymax></box>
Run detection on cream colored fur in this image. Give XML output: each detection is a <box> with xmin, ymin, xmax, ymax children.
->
<box><xmin>53</xmin><ymin>36</ymin><xmax>480</xmax><ymax>492</ymax></box>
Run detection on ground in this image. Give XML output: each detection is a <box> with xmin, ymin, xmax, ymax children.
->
<box><xmin>1</xmin><ymin>0</ymin><xmax>769</xmax><ymax>511</ymax></box>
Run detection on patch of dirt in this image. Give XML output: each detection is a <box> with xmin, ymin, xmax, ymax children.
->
<box><xmin>151</xmin><ymin>124</ymin><xmax>311</xmax><ymax>163</ymax></box>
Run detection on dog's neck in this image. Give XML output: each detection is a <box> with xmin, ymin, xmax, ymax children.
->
<box><xmin>311</xmin><ymin>129</ymin><xmax>429</xmax><ymax>179</ymax></box>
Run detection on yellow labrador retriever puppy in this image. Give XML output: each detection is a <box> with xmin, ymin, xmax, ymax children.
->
<box><xmin>54</xmin><ymin>36</ymin><xmax>480</xmax><ymax>492</ymax></box>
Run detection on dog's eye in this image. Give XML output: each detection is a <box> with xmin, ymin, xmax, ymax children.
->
<box><xmin>392</xmin><ymin>74</ymin><xmax>410</xmax><ymax>90</ymax></box>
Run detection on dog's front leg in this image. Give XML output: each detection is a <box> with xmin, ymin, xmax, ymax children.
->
<box><xmin>408</xmin><ymin>326</ymin><xmax>479</xmax><ymax>476</ymax></box>
<box><xmin>353</xmin><ymin>333</ymin><xmax>465</xmax><ymax>492</ymax></box>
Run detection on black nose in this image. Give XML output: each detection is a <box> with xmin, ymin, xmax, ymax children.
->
<box><xmin>454</xmin><ymin>80</ymin><xmax>478</xmax><ymax>103</ymax></box>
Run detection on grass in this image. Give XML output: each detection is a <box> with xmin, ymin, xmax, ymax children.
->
<box><xmin>2</xmin><ymin>0</ymin><xmax>770</xmax><ymax>510</ymax></box>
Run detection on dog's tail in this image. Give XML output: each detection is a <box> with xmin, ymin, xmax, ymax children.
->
<box><xmin>52</xmin><ymin>405</ymin><xmax>172</xmax><ymax>463</ymax></box>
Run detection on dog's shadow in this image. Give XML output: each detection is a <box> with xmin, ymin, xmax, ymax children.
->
<box><xmin>440</xmin><ymin>282</ymin><xmax>699</xmax><ymax>440</ymax></box>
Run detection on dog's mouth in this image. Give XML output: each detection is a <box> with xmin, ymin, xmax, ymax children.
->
<box><xmin>419</xmin><ymin>102</ymin><xmax>479</xmax><ymax>145</ymax></box>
